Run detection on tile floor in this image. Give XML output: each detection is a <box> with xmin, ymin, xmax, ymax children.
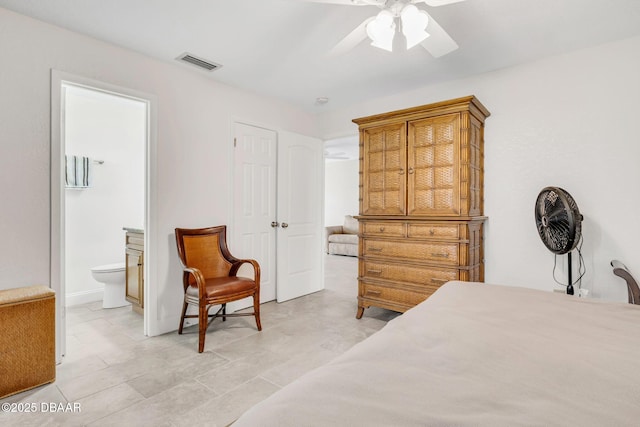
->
<box><xmin>0</xmin><ymin>255</ymin><xmax>398</xmax><ymax>427</ymax></box>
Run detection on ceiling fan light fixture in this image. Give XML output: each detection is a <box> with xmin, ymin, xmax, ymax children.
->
<box><xmin>401</xmin><ymin>4</ymin><xmax>430</xmax><ymax>49</ymax></box>
<box><xmin>366</xmin><ymin>10</ymin><xmax>396</xmax><ymax>52</ymax></box>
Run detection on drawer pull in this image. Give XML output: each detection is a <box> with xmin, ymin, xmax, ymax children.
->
<box><xmin>367</xmin><ymin>269</ymin><xmax>382</xmax><ymax>276</ymax></box>
<box><xmin>430</xmin><ymin>278</ymin><xmax>448</xmax><ymax>284</ymax></box>
<box><xmin>431</xmin><ymin>253</ymin><xmax>449</xmax><ymax>258</ymax></box>
<box><xmin>369</xmin><ymin>247</ymin><xmax>383</xmax><ymax>253</ymax></box>
<box><xmin>366</xmin><ymin>290</ymin><xmax>382</xmax><ymax>296</ymax></box>
<box><xmin>429</xmin><ymin>229</ymin><xmax>435</xmax><ymax>236</ymax></box>
<box><xmin>379</xmin><ymin>227</ymin><xmax>385</xmax><ymax>232</ymax></box>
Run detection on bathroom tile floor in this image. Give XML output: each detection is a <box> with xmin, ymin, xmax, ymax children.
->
<box><xmin>1</xmin><ymin>255</ymin><xmax>399</xmax><ymax>427</ymax></box>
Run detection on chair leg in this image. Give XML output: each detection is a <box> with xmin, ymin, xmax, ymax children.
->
<box><xmin>198</xmin><ymin>304</ymin><xmax>207</xmax><ymax>353</ymax></box>
<box><xmin>178</xmin><ymin>300</ymin><xmax>188</xmax><ymax>334</ymax></box>
<box><xmin>222</xmin><ymin>303</ymin><xmax>226</xmax><ymax>322</ymax></box>
<box><xmin>253</xmin><ymin>292</ymin><xmax>262</xmax><ymax>331</ymax></box>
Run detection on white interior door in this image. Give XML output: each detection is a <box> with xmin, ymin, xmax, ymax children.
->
<box><xmin>232</xmin><ymin>123</ymin><xmax>277</xmax><ymax>306</ymax></box>
<box><xmin>276</xmin><ymin>131</ymin><xmax>324</xmax><ymax>302</ymax></box>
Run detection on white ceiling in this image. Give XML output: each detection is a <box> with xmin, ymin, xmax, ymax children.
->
<box><xmin>2</xmin><ymin>0</ymin><xmax>640</xmax><ymax>113</ymax></box>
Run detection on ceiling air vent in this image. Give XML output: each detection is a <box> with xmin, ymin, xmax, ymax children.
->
<box><xmin>176</xmin><ymin>53</ymin><xmax>222</xmax><ymax>72</ymax></box>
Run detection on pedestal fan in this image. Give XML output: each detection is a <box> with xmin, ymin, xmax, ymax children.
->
<box><xmin>534</xmin><ymin>187</ymin><xmax>584</xmax><ymax>295</ymax></box>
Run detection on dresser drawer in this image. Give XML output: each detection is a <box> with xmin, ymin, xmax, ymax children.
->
<box><xmin>362</xmin><ymin>261</ymin><xmax>458</xmax><ymax>286</ymax></box>
<box><xmin>362</xmin><ymin>239</ymin><xmax>459</xmax><ymax>265</ymax></box>
<box><xmin>360</xmin><ymin>282</ymin><xmax>432</xmax><ymax>307</ymax></box>
<box><xmin>362</xmin><ymin>222</ymin><xmax>406</xmax><ymax>237</ymax></box>
<box><xmin>407</xmin><ymin>223</ymin><xmax>460</xmax><ymax>240</ymax></box>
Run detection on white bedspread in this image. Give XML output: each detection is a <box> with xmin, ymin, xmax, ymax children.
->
<box><xmin>233</xmin><ymin>282</ymin><xmax>640</xmax><ymax>426</ymax></box>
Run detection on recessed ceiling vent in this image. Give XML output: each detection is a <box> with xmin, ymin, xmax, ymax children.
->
<box><xmin>176</xmin><ymin>52</ymin><xmax>222</xmax><ymax>71</ymax></box>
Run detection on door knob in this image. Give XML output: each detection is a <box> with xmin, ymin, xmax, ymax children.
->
<box><xmin>281</xmin><ymin>222</ymin><xmax>289</xmax><ymax>228</ymax></box>
<box><xmin>271</xmin><ymin>221</ymin><xmax>279</xmax><ymax>228</ymax></box>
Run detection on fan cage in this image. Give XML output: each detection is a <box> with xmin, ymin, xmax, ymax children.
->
<box><xmin>535</xmin><ymin>187</ymin><xmax>583</xmax><ymax>255</ymax></box>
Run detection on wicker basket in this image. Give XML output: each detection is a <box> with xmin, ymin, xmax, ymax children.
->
<box><xmin>0</xmin><ymin>285</ymin><xmax>56</xmax><ymax>398</ymax></box>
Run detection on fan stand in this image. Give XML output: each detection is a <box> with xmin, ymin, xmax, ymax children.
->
<box><xmin>566</xmin><ymin>251</ymin><xmax>574</xmax><ymax>295</ymax></box>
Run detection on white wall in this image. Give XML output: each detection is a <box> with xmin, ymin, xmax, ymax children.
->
<box><xmin>318</xmin><ymin>35</ymin><xmax>640</xmax><ymax>301</ymax></box>
<box><xmin>64</xmin><ymin>86</ymin><xmax>145</xmax><ymax>305</ymax></box>
<box><xmin>0</xmin><ymin>7</ymin><xmax>318</xmax><ymax>334</ymax></box>
<box><xmin>324</xmin><ymin>159</ymin><xmax>359</xmax><ymax>227</ymax></box>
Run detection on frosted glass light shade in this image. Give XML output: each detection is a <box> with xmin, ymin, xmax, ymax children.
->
<box><xmin>401</xmin><ymin>4</ymin><xmax>429</xmax><ymax>49</ymax></box>
<box><xmin>366</xmin><ymin>10</ymin><xmax>396</xmax><ymax>52</ymax></box>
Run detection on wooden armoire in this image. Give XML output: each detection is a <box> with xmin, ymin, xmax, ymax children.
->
<box><xmin>353</xmin><ymin>96</ymin><xmax>490</xmax><ymax>319</ymax></box>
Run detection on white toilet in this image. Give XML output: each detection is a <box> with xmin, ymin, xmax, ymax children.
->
<box><xmin>90</xmin><ymin>262</ymin><xmax>130</xmax><ymax>309</ymax></box>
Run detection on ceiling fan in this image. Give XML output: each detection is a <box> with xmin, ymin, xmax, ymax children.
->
<box><xmin>303</xmin><ymin>0</ymin><xmax>465</xmax><ymax>57</ymax></box>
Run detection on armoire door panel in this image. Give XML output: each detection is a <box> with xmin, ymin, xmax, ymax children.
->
<box><xmin>408</xmin><ymin>113</ymin><xmax>460</xmax><ymax>216</ymax></box>
<box><xmin>361</xmin><ymin>123</ymin><xmax>406</xmax><ymax>215</ymax></box>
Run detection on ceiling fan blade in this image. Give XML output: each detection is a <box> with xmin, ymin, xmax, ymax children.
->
<box><xmin>328</xmin><ymin>17</ymin><xmax>373</xmax><ymax>56</ymax></box>
<box><xmin>420</xmin><ymin>11</ymin><xmax>459</xmax><ymax>57</ymax></box>
<box><xmin>417</xmin><ymin>0</ymin><xmax>466</xmax><ymax>7</ymax></box>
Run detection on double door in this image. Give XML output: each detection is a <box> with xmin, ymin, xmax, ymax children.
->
<box><xmin>232</xmin><ymin>123</ymin><xmax>324</xmax><ymax>306</ymax></box>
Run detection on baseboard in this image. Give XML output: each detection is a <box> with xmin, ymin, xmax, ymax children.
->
<box><xmin>147</xmin><ymin>314</ymin><xmax>181</xmax><ymax>337</ymax></box>
<box><xmin>66</xmin><ymin>289</ymin><xmax>103</xmax><ymax>307</ymax></box>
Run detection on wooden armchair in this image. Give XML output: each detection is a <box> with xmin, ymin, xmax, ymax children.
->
<box><xmin>611</xmin><ymin>260</ymin><xmax>640</xmax><ymax>305</ymax></box>
<box><xmin>175</xmin><ymin>225</ymin><xmax>262</xmax><ymax>352</ymax></box>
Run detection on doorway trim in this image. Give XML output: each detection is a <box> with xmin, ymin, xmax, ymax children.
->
<box><xmin>50</xmin><ymin>70</ymin><xmax>158</xmax><ymax>362</ymax></box>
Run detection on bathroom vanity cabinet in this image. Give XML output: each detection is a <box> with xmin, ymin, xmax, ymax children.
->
<box><xmin>124</xmin><ymin>228</ymin><xmax>144</xmax><ymax>314</ymax></box>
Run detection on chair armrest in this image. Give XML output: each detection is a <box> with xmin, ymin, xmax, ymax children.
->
<box><xmin>325</xmin><ymin>225</ymin><xmax>344</xmax><ymax>236</ymax></box>
<box><xmin>231</xmin><ymin>259</ymin><xmax>261</xmax><ymax>287</ymax></box>
<box><xmin>182</xmin><ymin>267</ymin><xmax>206</xmax><ymax>297</ymax></box>
<box><xmin>325</xmin><ymin>226</ymin><xmax>344</xmax><ymax>253</ymax></box>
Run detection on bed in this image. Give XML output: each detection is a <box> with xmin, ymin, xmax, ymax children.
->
<box><xmin>233</xmin><ymin>281</ymin><xmax>640</xmax><ymax>426</ymax></box>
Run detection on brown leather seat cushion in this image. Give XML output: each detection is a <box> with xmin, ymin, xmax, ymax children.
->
<box><xmin>186</xmin><ymin>276</ymin><xmax>256</xmax><ymax>298</ymax></box>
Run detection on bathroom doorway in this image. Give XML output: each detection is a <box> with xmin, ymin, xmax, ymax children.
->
<box><xmin>51</xmin><ymin>71</ymin><xmax>156</xmax><ymax>363</ymax></box>
<box><xmin>63</xmin><ymin>85</ymin><xmax>145</xmax><ymax>309</ymax></box>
